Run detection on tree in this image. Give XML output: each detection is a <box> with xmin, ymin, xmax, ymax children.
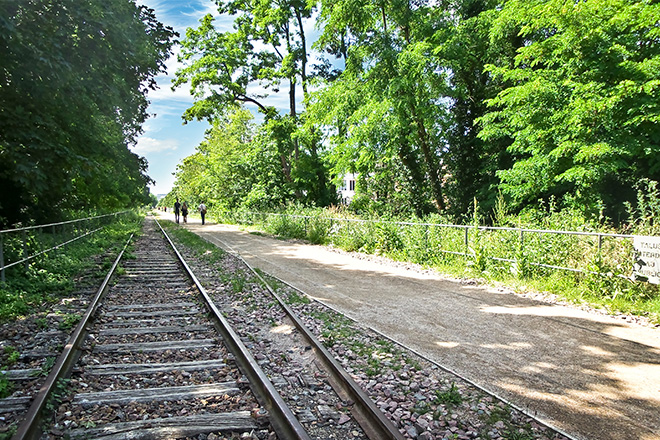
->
<box><xmin>310</xmin><ymin>0</ymin><xmax>451</xmax><ymax>216</ymax></box>
<box><xmin>0</xmin><ymin>0</ymin><xmax>176</xmax><ymax>226</ymax></box>
<box><xmin>479</xmin><ymin>0</ymin><xmax>660</xmax><ymax>219</ymax></box>
<box><xmin>166</xmin><ymin>108</ymin><xmax>296</xmax><ymax>211</ymax></box>
<box><xmin>431</xmin><ymin>0</ymin><xmax>520</xmax><ymax>220</ymax></box>
<box><xmin>174</xmin><ymin>0</ymin><xmax>333</xmax><ymax>206</ymax></box>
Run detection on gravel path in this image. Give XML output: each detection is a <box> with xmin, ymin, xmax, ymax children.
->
<box><xmin>168</xmin><ymin>214</ymin><xmax>660</xmax><ymax>440</ymax></box>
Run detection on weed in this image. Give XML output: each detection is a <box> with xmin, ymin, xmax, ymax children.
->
<box><xmin>365</xmin><ymin>357</ymin><xmax>382</xmax><ymax>377</ymax></box>
<box><xmin>320</xmin><ymin>330</ymin><xmax>337</xmax><ymax>346</ymax></box>
<box><xmin>3</xmin><ymin>346</ymin><xmax>19</xmax><ymax>366</ymax></box>
<box><xmin>407</xmin><ymin>358</ymin><xmax>422</xmax><ymax>371</ymax></box>
<box><xmin>40</xmin><ymin>357</ymin><xmax>56</xmax><ymax>376</ymax></box>
<box><xmin>0</xmin><ymin>425</ymin><xmax>17</xmax><ymax>440</ymax></box>
<box><xmin>35</xmin><ymin>317</ymin><xmax>49</xmax><ymax>330</ymax></box>
<box><xmin>434</xmin><ymin>382</ymin><xmax>462</xmax><ymax>406</ymax></box>
<box><xmin>414</xmin><ymin>401</ymin><xmax>431</xmax><ymax>415</ymax></box>
<box><xmin>58</xmin><ymin>313</ymin><xmax>81</xmax><ymax>330</ymax></box>
<box><xmin>231</xmin><ymin>276</ymin><xmax>246</xmax><ymax>293</ymax></box>
<box><xmin>286</xmin><ymin>291</ymin><xmax>310</xmax><ymax>305</ymax></box>
<box><xmin>484</xmin><ymin>405</ymin><xmax>510</xmax><ymax>425</ymax></box>
<box><xmin>45</xmin><ymin>378</ymin><xmax>70</xmax><ymax>412</ymax></box>
<box><xmin>0</xmin><ymin>372</ymin><xmax>13</xmax><ymax>398</ymax></box>
<box><xmin>505</xmin><ymin>428</ymin><xmax>534</xmax><ymax>440</ymax></box>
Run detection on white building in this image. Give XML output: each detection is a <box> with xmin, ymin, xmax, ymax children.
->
<box><xmin>338</xmin><ymin>173</ymin><xmax>357</xmax><ymax>205</ymax></box>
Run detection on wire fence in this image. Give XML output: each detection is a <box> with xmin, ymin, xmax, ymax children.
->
<box><xmin>0</xmin><ymin>211</ymin><xmax>131</xmax><ymax>282</ymax></box>
<box><xmin>221</xmin><ymin>211</ymin><xmax>646</xmax><ymax>281</ymax></box>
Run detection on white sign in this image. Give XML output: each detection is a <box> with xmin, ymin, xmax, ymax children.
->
<box><xmin>633</xmin><ymin>235</ymin><xmax>660</xmax><ymax>284</ymax></box>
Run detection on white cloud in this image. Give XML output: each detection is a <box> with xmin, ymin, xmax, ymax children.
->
<box><xmin>132</xmin><ymin>136</ymin><xmax>179</xmax><ymax>154</ymax></box>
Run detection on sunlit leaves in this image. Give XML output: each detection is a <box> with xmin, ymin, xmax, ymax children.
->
<box><xmin>480</xmin><ymin>0</ymin><xmax>660</xmax><ymax>218</ymax></box>
<box><xmin>0</xmin><ymin>0</ymin><xmax>176</xmax><ymax>226</ymax></box>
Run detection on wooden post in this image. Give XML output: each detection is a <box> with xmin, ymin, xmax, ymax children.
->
<box><xmin>464</xmin><ymin>227</ymin><xmax>469</xmax><ymax>257</ymax></box>
<box><xmin>23</xmin><ymin>230</ymin><xmax>28</xmax><ymax>270</ymax></box>
<box><xmin>0</xmin><ymin>234</ymin><xmax>5</xmax><ymax>283</ymax></box>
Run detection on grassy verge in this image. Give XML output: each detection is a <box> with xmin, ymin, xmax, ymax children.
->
<box><xmin>158</xmin><ymin>218</ymin><xmax>226</xmax><ymax>266</ymax></box>
<box><xmin>0</xmin><ymin>212</ymin><xmax>143</xmax><ymax>323</ymax></box>
<box><xmin>214</xmin><ymin>206</ymin><xmax>660</xmax><ymax>324</ymax></box>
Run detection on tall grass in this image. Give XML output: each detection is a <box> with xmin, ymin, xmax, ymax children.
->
<box><xmin>0</xmin><ymin>212</ymin><xmax>143</xmax><ymax>322</ymax></box>
<box><xmin>213</xmin><ymin>190</ymin><xmax>660</xmax><ymax>322</ymax></box>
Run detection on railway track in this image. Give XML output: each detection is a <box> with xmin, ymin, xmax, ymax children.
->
<box><xmin>7</xmin><ymin>217</ymin><xmax>404</xmax><ymax>440</ymax></box>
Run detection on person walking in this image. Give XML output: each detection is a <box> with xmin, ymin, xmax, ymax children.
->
<box><xmin>174</xmin><ymin>198</ymin><xmax>181</xmax><ymax>224</ymax></box>
<box><xmin>198</xmin><ymin>202</ymin><xmax>207</xmax><ymax>225</ymax></box>
<box><xmin>182</xmin><ymin>202</ymin><xmax>189</xmax><ymax>223</ymax></box>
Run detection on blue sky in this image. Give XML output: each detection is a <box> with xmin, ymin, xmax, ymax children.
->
<box><xmin>132</xmin><ymin>0</ymin><xmax>222</xmax><ymax>196</ymax></box>
<box><xmin>132</xmin><ymin>0</ymin><xmax>319</xmax><ymax>196</ymax></box>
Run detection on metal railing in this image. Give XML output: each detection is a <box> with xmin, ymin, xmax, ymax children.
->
<box><xmin>0</xmin><ymin>211</ymin><xmax>131</xmax><ymax>282</ymax></box>
<box><xmin>223</xmin><ymin>211</ymin><xmax>638</xmax><ymax>280</ymax></box>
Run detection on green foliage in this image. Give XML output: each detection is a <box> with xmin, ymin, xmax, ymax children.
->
<box><xmin>168</xmin><ymin>0</ymin><xmax>660</xmax><ymax>229</ymax></box>
<box><xmin>626</xmin><ymin>179</ymin><xmax>660</xmax><ymax>235</ymax></box>
<box><xmin>234</xmin><ymin>205</ymin><xmax>660</xmax><ymax>321</ymax></box>
<box><xmin>285</xmin><ymin>290</ymin><xmax>311</xmax><ymax>306</ymax></box>
<box><xmin>3</xmin><ymin>346</ymin><xmax>19</xmax><ymax>366</ymax></box>
<box><xmin>0</xmin><ymin>373</ymin><xmax>13</xmax><ymax>399</ymax></box>
<box><xmin>231</xmin><ymin>276</ymin><xmax>247</xmax><ymax>294</ymax></box>
<box><xmin>0</xmin><ymin>1</ymin><xmax>176</xmax><ymax>227</ymax></box>
<box><xmin>480</xmin><ymin>0</ymin><xmax>660</xmax><ymax>220</ymax></box>
<box><xmin>434</xmin><ymin>382</ymin><xmax>463</xmax><ymax>406</ymax></box>
<box><xmin>0</xmin><ymin>213</ymin><xmax>142</xmax><ymax>322</ymax></box>
<box><xmin>45</xmin><ymin>378</ymin><xmax>70</xmax><ymax>413</ymax></box>
<box><xmin>172</xmin><ymin>0</ymin><xmax>334</xmax><ymax>210</ymax></box>
<box><xmin>39</xmin><ymin>357</ymin><xmax>56</xmax><ymax>377</ymax></box>
<box><xmin>58</xmin><ymin>313</ymin><xmax>81</xmax><ymax>331</ymax></box>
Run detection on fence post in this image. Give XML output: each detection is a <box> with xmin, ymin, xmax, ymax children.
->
<box><xmin>464</xmin><ymin>227</ymin><xmax>469</xmax><ymax>257</ymax></box>
<box><xmin>22</xmin><ymin>230</ymin><xmax>28</xmax><ymax>271</ymax></box>
<box><xmin>0</xmin><ymin>234</ymin><xmax>5</xmax><ymax>283</ymax></box>
<box><xmin>597</xmin><ymin>234</ymin><xmax>603</xmax><ymax>258</ymax></box>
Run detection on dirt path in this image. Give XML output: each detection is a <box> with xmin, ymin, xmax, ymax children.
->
<box><xmin>162</xmin><ymin>214</ymin><xmax>660</xmax><ymax>440</ymax></box>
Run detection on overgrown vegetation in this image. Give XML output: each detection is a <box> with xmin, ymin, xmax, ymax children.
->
<box><xmin>158</xmin><ymin>220</ymin><xmax>226</xmax><ymax>266</ymax></box>
<box><xmin>217</xmin><ymin>196</ymin><xmax>660</xmax><ymax>323</ymax></box>
<box><xmin>0</xmin><ymin>2</ymin><xmax>176</xmax><ymax>228</ymax></box>
<box><xmin>162</xmin><ymin>0</ymin><xmax>660</xmax><ymax>232</ymax></box>
<box><xmin>0</xmin><ymin>212</ymin><xmax>143</xmax><ymax>322</ymax></box>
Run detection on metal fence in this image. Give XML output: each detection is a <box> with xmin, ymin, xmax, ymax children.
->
<box><xmin>0</xmin><ymin>211</ymin><xmax>131</xmax><ymax>282</ymax></box>
<box><xmin>225</xmin><ymin>211</ymin><xmax>638</xmax><ymax>280</ymax></box>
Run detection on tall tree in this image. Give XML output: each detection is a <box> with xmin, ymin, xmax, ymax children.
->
<box><xmin>311</xmin><ymin>0</ymin><xmax>450</xmax><ymax>216</ymax></box>
<box><xmin>167</xmin><ymin>108</ymin><xmax>295</xmax><ymax>211</ymax></box>
<box><xmin>0</xmin><ymin>0</ymin><xmax>175</xmax><ymax>226</ymax></box>
<box><xmin>433</xmin><ymin>0</ymin><xmax>519</xmax><ymax>220</ymax></box>
<box><xmin>174</xmin><ymin>0</ymin><xmax>333</xmax><ymax>207</ymax></box>
<box><xmin>479</xmin><ymin>0</ymin><xmax>660</xmax><ymax>219</ymax></box>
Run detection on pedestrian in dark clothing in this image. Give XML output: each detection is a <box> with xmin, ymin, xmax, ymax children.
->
<box><xmin>182</xmin><ymin>202</ymin><xmax>189</xmax><ymax>223</ymax></box>
<box><xmin>174</xmin><ymin>199</ymin><xmax>181</xmax><ymax>224</ymax></box>
<box><xmin>198</xmin><ymin>202</ymin><xmax>207</xmax><ymax>225</ymax></box>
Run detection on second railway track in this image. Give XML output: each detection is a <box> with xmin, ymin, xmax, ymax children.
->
<box><xmin>11</xmin><ymin>217</ymin><xmax>404</xmax><ymax>440</ymax></box>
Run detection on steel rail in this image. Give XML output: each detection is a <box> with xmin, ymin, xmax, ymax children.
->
<box><xmin>235</xmin><ymin>256</ymin><xmax>581</xmax><ymax>440</ymax></box>
<box><xmin>154</xmin><ymin>219</ymin><xmax>312</xmax><ymax>440</ymax></box>
<box><xmin>11</xmin><ymin>234</ymin><xmax>134</xmax><ymax>440</ymax></box>
<box><xmin>208</xmin><ymin>235</ymin><xmax>406</xmax><ymax>440</ymax></box>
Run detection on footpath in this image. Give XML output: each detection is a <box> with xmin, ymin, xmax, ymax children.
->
<box><xmin>161</xmin><ymin>213</ymin><xmax>660</xmax><ymax>440</ymax></box>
